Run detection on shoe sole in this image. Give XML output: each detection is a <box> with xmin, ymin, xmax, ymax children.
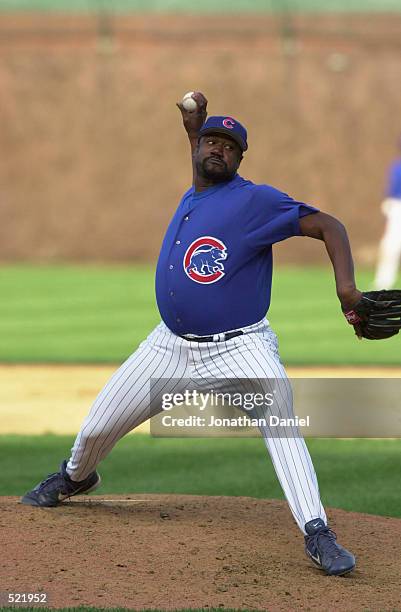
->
<box><xmin>20</xmin><ymin>475</ymin><xmax>101</xmax><ymax>507</ymax></box>
<box><xmin>307</xmin><ymin>552</ymin><xmax>356</xmax><ymax>576</ymax></box>
<box><xmin>59</xmin><ymin>475</ymin><xmax>102</xmax><ymax>501</ymax></box>
<box><xmin>332</xmin><ymin>565</ymin><xmax>355</xmax><ymax>576</ymax></box>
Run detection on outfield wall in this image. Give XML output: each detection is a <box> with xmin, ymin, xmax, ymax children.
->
<box><xmin>1</xmin><ymin>13</ymin><xmax>401</xmax><ymax>264</ymax></box>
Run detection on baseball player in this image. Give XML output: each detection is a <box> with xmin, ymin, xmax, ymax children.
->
<box><xmin>374</xmin><ymin>147</ymin><xmax>401</xmax><ymax>289</ymax></box>
<box><xmin>22</xmin><ymin>91</ymin><xmax>401</xmax><ymax>577</ymax></box>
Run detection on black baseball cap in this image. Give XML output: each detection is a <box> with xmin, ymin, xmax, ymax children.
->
<box><xmin>198</xmin><ymin>116</ymin><xmax>248</xmax><ymax>151</ymax></box>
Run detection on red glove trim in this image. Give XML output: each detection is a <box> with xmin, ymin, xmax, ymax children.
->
<box><xmin>343</xmin><ymin>309</ymin><xmax>362</xmax><ymax>325</ymax></box>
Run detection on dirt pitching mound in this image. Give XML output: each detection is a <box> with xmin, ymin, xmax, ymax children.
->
<box><xmin>1</xmin><ymin>494</ymin><xmax>400</xmax><ymax>611</ymax></box>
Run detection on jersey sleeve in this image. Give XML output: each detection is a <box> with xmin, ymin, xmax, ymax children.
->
<box><xmin>243</xmin><ymin>185</ymin><xmax>319</xmax><ymax>250</ymax></box>
<box><xmin>386</xmin><ymin>161</ymin><xmax>401</xmax><ymax>198</ymax></box>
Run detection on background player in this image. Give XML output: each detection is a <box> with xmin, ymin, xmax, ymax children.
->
<box><xmin>21</xmin><ymin>91</ymin><xmax>361</xmax><ymax>577</ymax></box>
<box><xmin>374</xmin><ymin>142</ymin><xmax>401</xmax><ymax>289</ymax></box>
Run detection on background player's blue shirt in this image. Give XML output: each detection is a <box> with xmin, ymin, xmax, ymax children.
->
<box><xmin>156</xmin><ymin>174</ymin><xmax>318</xmax><ymax>336</ymax></box>
<box><xmin>386</xmin><ymin>159</ymin><xmax>401</xmax><ymax>198</ymax></box>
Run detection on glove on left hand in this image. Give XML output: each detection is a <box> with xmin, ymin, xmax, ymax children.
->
<box><xmin>343</xmin><ymin>290</ymin><xmax>401</xmax><ymax>340</ymax></box>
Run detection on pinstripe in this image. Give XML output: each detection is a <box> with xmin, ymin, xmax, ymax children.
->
<box><xmin>188</xmin><ymin>323</ymin><xmax>325</xmax><ymax>531</ymax></box>
<box><xmin>87</xmin><ymin>334</ymin><xmax>178</xmax><ymax>467</ymax></box>
<box><xmin>90</xmin><ymin>334</ymin><xmax>188</xmax><ymax>467</ymax></box>
<box><xmin>68</xmin><ymin>325</ymin><xmax>190</xmax><ymax>479</ymax></box>
<box><xmin>70</xmin><ymin>325</ymin><xmax>170</xmax><ymax>477</ymax></box>
<box><xmin>243</xmin><ymin>328</ymin><xmax>326</xmax><ymax>528</ymax></box>
<box><xmin>193</xmin><ymin>341</ymin><xmax>250</xmax><ymax>406</ymax></box>
<box><xmin>255</xmin><ymin>330</ymin><xmax>323</xmax><ymax>508</ymax></box>
<box><xmin>66</xmin><ymin>319</ymin><xmax>326</xmax><ymax>534</ymax></box>
<box><xmin>77</xmin><ymin>324</ymin><xmax>167</xmax><ymax>442</ymax></box>
<box><xmin>214</xmin><ymin>338</ymin><xmax>265</xmax><ymax>408</ymax></box>
<box><xmin>259</xmin><ymin>324</ymin><xmax>321</xmax><ymax>489</ymax></box>
<box><xmin>224</xmin><ymin>334</ymin><xmax>308</xmax><ymax>526</ymax></box>
<box><xmin>246</xmin><ymin>332</ymin><xmax>318</xmax><ymax>511</ymax></box>
<box><xmin>69</xmin><ymin>333</ymin><xmax>164</xmax><ymax>476</ymax></box>
<box><xmin>212</xmin><ymin>332</ymin><xmax>308</xmax><ymax>526</ymax></box>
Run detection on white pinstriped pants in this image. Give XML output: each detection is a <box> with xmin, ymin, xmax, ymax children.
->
<box><xmin>374</xmin><ymin>198</ymin><xmax>401</xmax><ymax>289</ymax></box>
<box><xmin>67</xmin><ymin>319</ymin><xmax>327</xmax><ymax>533</ymax></box>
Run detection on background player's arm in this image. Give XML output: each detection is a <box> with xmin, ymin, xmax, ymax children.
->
<box><xmin>176</xmin><ymin>92</ymin><xmax>208</xmax><ymax>182</ymax></box>
<box><xmin>299</xmin><ymin>212</ymin><xmax>362</xmax><ymax>310</ymax></box>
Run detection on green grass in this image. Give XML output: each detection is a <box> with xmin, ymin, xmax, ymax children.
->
<box><xmin>3</xmin><ymin>434</ymin><xmax>401</xmax><ymax>518</ymax></box>
<box><xmin>270</xmin><ymin>266</ymin><xmax>401</xmax><ymax>365</ymax></box>
<box><xmin>1</xmin><ymin>0</ymin><xmax>401</xmax><ymax>13</ymax></box>
<box><xmin>1</xmin><ymin>264</ymin><xmax>401</xmax><ymax>365</ymax></box>
<box><xmin>0</xmin><ymin>264</ymin><xmax>159</xmax><ymax>363</ymax></box>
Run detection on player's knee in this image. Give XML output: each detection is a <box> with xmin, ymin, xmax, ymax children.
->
<box><xmin>80</xmin><ymin>425</ymin><xmax>113</xmax><ymax>444</ymax></box>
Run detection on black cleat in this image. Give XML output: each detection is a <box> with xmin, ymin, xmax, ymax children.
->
<box><xmin>20</xmin><ymin>460</ymin><xmax>101</xmax><ymax>507</ymax></box>
<box><xmin>305</xmin><ymin>518</ymin><xmax>356</xmax><ymax>576</ymax></box>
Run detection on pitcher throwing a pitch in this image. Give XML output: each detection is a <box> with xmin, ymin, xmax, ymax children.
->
<box><xmin>22</xmin><ymin>92</ymin><xmax>401</xmax><ymax>577</ymax></box>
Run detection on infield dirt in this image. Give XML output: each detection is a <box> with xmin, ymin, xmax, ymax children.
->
<box><xmin>1</xmin><ymin>494</ymin><xmax>400</xmax><ymax>611</ymax></box>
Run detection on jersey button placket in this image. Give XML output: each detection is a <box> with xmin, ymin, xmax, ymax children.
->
<box><xmin>168</xmin><ymin>240</ymin><xmax>178</xmax><ymax>320</ymax></box>
<box><xmin>169</xmin><ymin>235</ymin><xmax>181</xmax><ymax>297</ymax></box>
<box><xmin>167</xmin><ymin>213</ymin><xmax>187</xmax><ymax>329</ymax></box>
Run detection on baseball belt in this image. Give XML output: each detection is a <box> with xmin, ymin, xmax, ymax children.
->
<box><xmin>180</xmin><ymin>330</ymin><xmax>244</xmax><ymax>343</ymax></box>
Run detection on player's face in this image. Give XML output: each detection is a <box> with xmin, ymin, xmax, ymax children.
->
<box><xmin>195</xmin><ymin>135</ymin><xmax>243</xmax><ymax>182</ymax></box>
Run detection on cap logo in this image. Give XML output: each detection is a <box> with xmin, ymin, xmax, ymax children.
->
<box><xmin>222</xmin><ymin>118</ymin><xmax>235</xmax><ymax>129</ymax></box>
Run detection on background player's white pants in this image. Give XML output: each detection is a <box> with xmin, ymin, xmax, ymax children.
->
<box><xmin>67</xmin><ymin>320</ymin><xmax>327</xmax><ymax>534</ymax></box>
<box><xmin>374</xmin><ymin>198</ymin><xmax>401</xmax><ymax>289</ymax></box>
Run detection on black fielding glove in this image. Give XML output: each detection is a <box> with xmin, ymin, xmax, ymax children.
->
<box><xmin>342</xmin><ymin>290</ymin><xmax>401</xmax><ymax>340</ymax></box>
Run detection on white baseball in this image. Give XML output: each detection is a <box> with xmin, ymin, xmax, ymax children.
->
<box><xmin>182</xmin><ymin>91</ymin><xmax>198</xmax><ymax>112</ymax></box>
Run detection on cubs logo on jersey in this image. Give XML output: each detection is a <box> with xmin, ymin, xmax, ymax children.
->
<box><xmin>183</xmin><ymin>236</ymin><xmax>227</xmax><ymax>284</ymax></box>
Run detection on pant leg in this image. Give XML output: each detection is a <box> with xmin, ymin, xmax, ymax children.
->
<box><xmin>193</xmin><ymin>324</ymin><xmax>326</xmax><ymax>534</ymax></box>
<box><xmin>67</xmin><ymin>323</ymin><xmax>189</xmax><ymax>480</ymax></box>
<box><xmin>374</xmin><ymin>199</ymin><xmax>401</xmax><ymax>289</ymax></box>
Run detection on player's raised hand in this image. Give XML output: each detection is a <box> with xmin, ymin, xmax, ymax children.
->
<box><xmin>176</xmin><ymin>91</ymin><xmax>208</xmax><ymax>137</ymax></box>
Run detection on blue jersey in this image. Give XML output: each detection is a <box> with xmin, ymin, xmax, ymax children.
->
<box><xmin>155</xmin><ymin>174</ymin><xmax>318</xmax><ymax>336</ymax></box>
<box><xmin>386</xmin><ymin>159</ymin><xmax>401</xmax><ymax>198</ymax></box>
